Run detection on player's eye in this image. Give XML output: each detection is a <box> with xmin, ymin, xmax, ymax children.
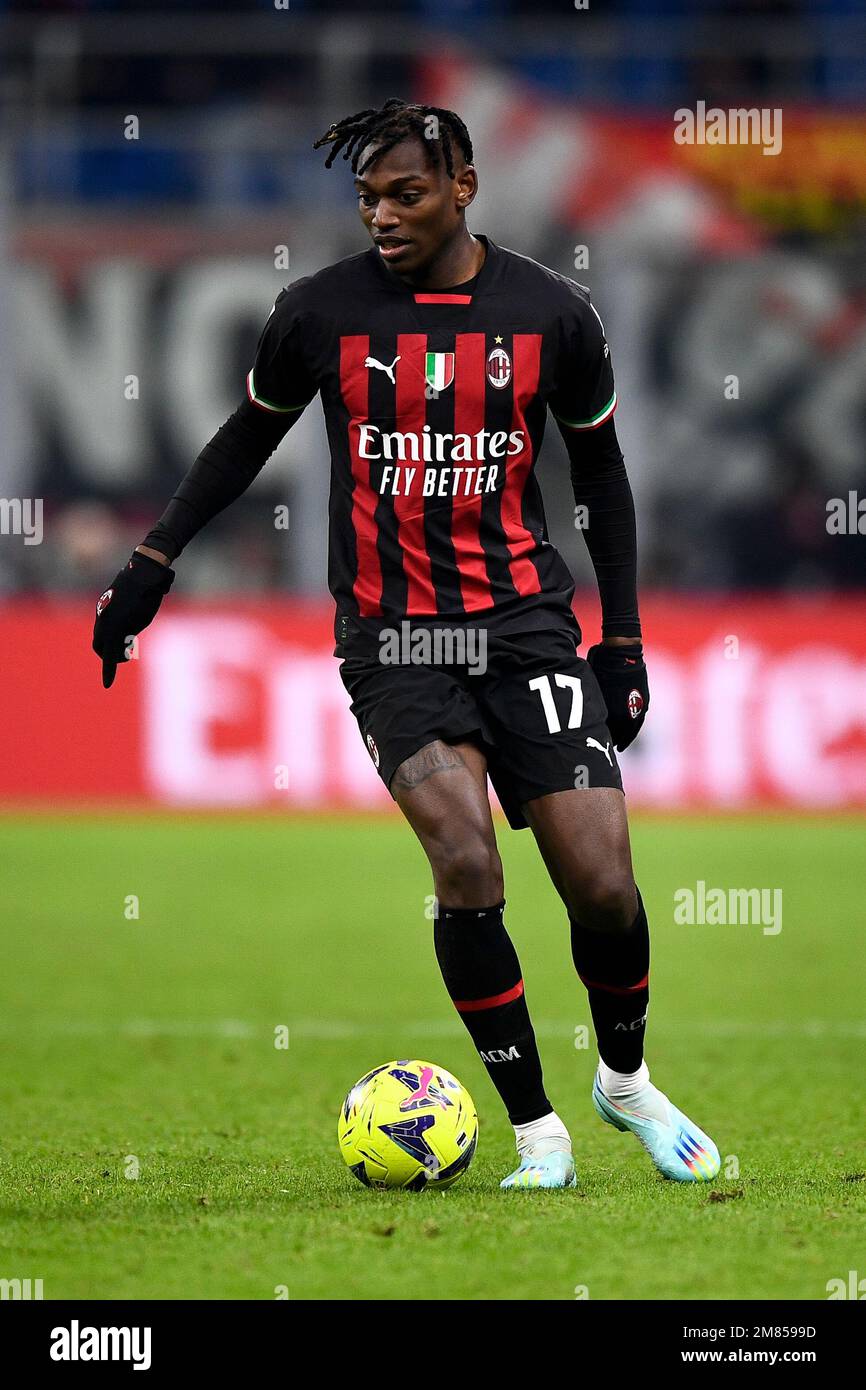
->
<box><xmin>359</xmin><ymin>194</ymin><xmax>377</xmax><ymax>207</ymax></box>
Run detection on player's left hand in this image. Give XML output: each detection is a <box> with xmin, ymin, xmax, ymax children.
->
<box><xmin>586</xmin><ymin>642</ymin><xmax>649</xmax><ymax>751</ymax></box>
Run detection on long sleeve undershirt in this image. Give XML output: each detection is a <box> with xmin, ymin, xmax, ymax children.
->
<box><xmin>142</xmin><ymin>398</ymin><xmax>294</xmax><ymax>562</ymax></box>
<box><xmin>557</xmin><ymin>416</ymin><xmax>641</xmax><ymax>639</ymax></box>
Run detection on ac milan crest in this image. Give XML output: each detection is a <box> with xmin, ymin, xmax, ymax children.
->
<box><xmin>487</xmin><ymin>345</ymin><xmax>511</xmax><ymax>389</ymax></box>
<box><xmin>366</xmin><ymin>733</ymin><xmax>380</xmax><ymax>767</ymax></box>
<box><xmin>627</xmin><ymin>688</ymin><xmax>644</xmax><ymax>719</ymax></box>
<box><xmin>96</xmin><ymin>589</ymin><xmax>113</xmax><ymax>616</ymax></box>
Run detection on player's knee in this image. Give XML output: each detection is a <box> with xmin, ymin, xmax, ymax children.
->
<box><xmin>430</xmin><ymin>832</ymin><xmax>503</xmax><ymax>907</ymax></box>
<box><xmin>567</xmin><ymin>868</ymin><xmax>637</xmax><ymax>933</ymax></box>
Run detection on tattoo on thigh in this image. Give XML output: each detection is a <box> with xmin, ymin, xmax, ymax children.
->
<box><xmin>391</xmin><ymin>742</ymin><xmax>466</xmax><ymax>791</ymax></box>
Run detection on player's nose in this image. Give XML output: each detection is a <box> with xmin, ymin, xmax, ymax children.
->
<box><xmin>372</xmin><ymin>202</ymin><xmax>400</xmax><ymax>230</ymax></box>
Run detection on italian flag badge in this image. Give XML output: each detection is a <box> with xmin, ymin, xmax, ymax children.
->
<box><xmin>425</xmin><ymin>351</ymin><xmax>455</xmax><ymax>391</ymax></box>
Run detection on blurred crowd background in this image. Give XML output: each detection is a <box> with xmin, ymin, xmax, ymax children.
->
<box><xmin>2</xmin><ymin>0</ymin><xmax>864</xmax><ymax>600</ymax></box>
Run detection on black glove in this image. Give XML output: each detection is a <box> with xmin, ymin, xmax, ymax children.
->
<box><xmin>586</xmin><ymin>641</ymin><xmax>649</xmax><ymax>751</ymax></box>
<box><xmin>92</xmin><ymin>551</ymin><xmax>175</xmax><ymax>689</ymax></box>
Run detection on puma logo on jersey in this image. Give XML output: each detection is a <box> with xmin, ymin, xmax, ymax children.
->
<box><xmin>364</xmin><ymin>354</ymin><xmax>401</xmax><ymax>384</ymax></box>
<box><xmin>587</xmin><ymin>736</ymin><xmax>613</xmax><ymax>767</ymax></box>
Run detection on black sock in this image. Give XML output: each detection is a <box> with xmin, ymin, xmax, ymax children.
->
<box><xmin>434</xmin><ymin>901</ymin><xmax>551</xmax><ymax>1125</ymax></box>
<box><xmin>570</xmin><ymin>886</ymin><xmax>650</xmax><ymax>1073</ymax></box>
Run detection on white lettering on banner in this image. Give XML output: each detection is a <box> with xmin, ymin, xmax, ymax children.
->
<box><xmin>164</xmin><ymin>264</ymin><xmax>287</xmax><ymax>461</ymax></box>
<box><xmin>268</xmin><ymin>658</ymin><xmax>327</xmax><ymax>803</ymax></box>
<box><xmin>695</xmin><ymin>641</ymin><xmax>762</xmax><ymax>804</ymax></box>
<box><xmin>761</xmin><ymin>649</ymin><xmax>866</xmax><ymax>804</ymax></box>
<box><xmin>610</xmin><ymin>652</ymin><xmax>688</xmax><ymax>806</ymax></box>
<box><xmin>267</xmin><ymin>656</ymin><xmax>391</xmax><ymax>805</ymax></box>
<box><xmin>144</xmin><ymin>618</ymin><xmax>271</xmax><ymax>803</ymax></box>
<box><xmin>16</xmin><ymin>261</ymin><xmax>308</xmax><ymax>490</ymax></box>
<box><xmin>139</xmin><ymin>618</ymin><xmax>866</xmax><ymax>810</ymax></box>
<box><xmin>16</xmin><ymin>264</ymin><xmax>151</xmax><ymax>485</ymax></box>
<box><xmin>14</xmin><ymin>248</ymin><xmax>866</xmax><ymax>502</ymax></box>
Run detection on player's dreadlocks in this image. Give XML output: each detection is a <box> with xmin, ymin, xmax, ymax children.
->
<box><xmin>313</xmin><ymin>98</ymin><xmax>473</xmax><ymax>180</ymax></box>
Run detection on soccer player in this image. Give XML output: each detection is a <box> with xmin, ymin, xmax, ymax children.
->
<box><xmin>93</xmin><ymin>99</ymin><xmax>720</xmax><ymax>1189</ymax></box>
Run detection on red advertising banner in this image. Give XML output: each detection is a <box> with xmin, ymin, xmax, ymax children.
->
<box><xmin>3</xmin><ymin>595</ymin><xmax>866</xmax><ymax>811</ymax></box>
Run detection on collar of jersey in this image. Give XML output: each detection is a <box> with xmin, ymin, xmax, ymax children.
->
<box><xmin>366</xmin><ymin>233</ymin><xmax>498</xmax><ymax>301</ymax></box>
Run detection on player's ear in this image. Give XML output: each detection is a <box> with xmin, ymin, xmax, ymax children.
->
<box><xmin>455</xmin><ymin>164</ymin><xmax>478</xmax><ymax>210</ymax></box>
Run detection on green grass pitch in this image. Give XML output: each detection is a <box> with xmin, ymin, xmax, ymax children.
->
<box><xmin>0</xmin><ymin>811</ymin><xmax>863</xmax><ymax>1301</ymax></box>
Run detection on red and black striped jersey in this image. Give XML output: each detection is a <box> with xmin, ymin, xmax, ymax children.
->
<box><xmin>246</xmin><ymin>235</ymin><xmax>617</xmax><ymax>649</ymax></box>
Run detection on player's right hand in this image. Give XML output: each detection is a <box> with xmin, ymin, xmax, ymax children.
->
<box><xmin>92</xmin><ymin>551</ymin><xmax>175</xmax><ymax>689</ymax></box>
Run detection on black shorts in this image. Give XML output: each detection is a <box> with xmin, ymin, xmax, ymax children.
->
<box><xmin>339</xmin><ymin>627</ymin><xmax>623</xmax><ymax>830</ymax></box>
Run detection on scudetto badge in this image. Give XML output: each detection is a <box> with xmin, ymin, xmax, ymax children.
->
<box><xmin>487</xmin><ymin>346</ymin><xmax>511</xmax><ymax>389</ymax></box>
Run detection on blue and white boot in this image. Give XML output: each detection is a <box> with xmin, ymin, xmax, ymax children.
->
<box><xmin>592</xmin><ymin>1061</ymin><xmax>720</xmax><ymax>1182</ymax></box>
<box><xmin>500</xmin><ymin>1111</ymin><xmax>577</xmax><ymax>1190</ymax></box>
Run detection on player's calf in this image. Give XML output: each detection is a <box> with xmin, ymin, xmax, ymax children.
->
<box><xmin>433</xmin><ymin>900</ymin><xmax>553</xmax><ymax>1129</ymax></box>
